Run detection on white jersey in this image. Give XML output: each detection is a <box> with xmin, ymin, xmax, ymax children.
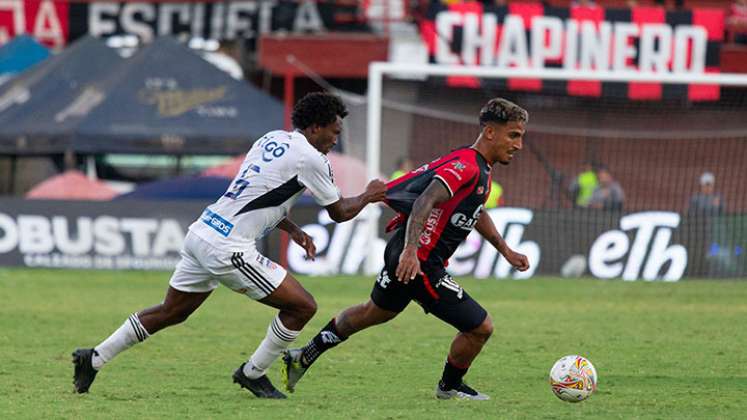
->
<box><xmin>189</xmin><ymin>130</ymin><xmax>340</xmax><ymax>251</ymax></box>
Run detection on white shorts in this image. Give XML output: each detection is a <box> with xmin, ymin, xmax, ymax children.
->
<box><xmin>169</xmin><ymin>231</ymin><xmax>287</xmax><ymax>300</ymax></box>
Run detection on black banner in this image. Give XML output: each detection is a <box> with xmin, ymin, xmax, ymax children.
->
<box><xmin>1</xmin><ymin>199</ymin><xmax>744</xmax><ymax>279</ymax></box>
<box><xmin>68</xmin><ymin>1</ymin><xmax>369</xmax><ymax>44</ymax></box>
<box><xmin>0</xmin><ymin>198</ymin><xmax>206</xmax><ymax>270</ymax></box>
<box><xmin>268</xmin><ymin>205</ymin><xmax>746</xmax><ymax>280</ymax></box>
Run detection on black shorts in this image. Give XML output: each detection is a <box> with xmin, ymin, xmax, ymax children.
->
<box><xmin>370</xmin><ymin>233</ymin><xmax>487</xmax><ymax>333</ymax></box>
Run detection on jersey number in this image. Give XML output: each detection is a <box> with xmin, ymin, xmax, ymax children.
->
<box><xmin>224</xmin><ymin>179</ymin><xmax>250</xmax><ymax>200</ymax></box>
<box><xmin>224</xmin><ymin>141</ymin><xmax>290</xmax><ymax>199</ymax></box>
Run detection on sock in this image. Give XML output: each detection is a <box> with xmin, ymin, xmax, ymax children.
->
<box><xmin>92</xmin><ymin>313</ymin><xmax>150</xmax><ymax>370</ymax></box>
<box><xmin>243</xmin><ymin>315</ymin><xmax>300</xmax><ymax>379</ymax></box>
<box><xmin>300</xmin><ymin>318</ymin><xmax>347</xmax><ymax>368</ymax></box>
<box><xmin>441</xmin><ymin>357</ymin><xmax>470</xmax><ymax>389</ymax></box>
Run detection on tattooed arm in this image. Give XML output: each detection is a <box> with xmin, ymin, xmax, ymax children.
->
<box><xmin>395</xmin><ymin>179</ymin><xmax>452</xmax><ymax>283</ymax></box>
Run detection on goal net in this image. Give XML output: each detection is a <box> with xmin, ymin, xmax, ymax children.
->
<box><xmin>361</xmin><ymin>64</ymin><xmax>747</xmax><ymax>280</ymax></box>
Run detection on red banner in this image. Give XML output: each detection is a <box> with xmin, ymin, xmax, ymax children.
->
<box><xmin>0</xmin><ymin>0</ymin><xmax>68</xmax><ymax>48</ymax></box>
<box><xmin>420</xmin><ymin>2</ymin><xmax>725</xmax><ymax>101</ymax></box>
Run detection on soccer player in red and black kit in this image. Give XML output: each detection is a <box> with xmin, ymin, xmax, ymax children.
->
<box><xmin>282</xmin><ymin>98</ymin><xmax>530</xmax><ymax>400</ymax></box>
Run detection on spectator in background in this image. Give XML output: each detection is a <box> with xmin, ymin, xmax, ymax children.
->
<box><xmin>390</xmin><ymin>156</ymin><xmax>414</xmax><ymax>180</ymax></box>
<box><xmin>688</xmin><ymin>172</ymin><xmax>725</xmax><ymax>216</ymax></box>
<box><xmin>728</xmin><ymin>0</ymin><xmax>747</xmax><ymax>44</ymax></box>
<box><xmin>588</xmin><ymin>167</ymin><xmax>624</xmax><ymax>211</ymax></box>
<box><xmin>485</xmin><ymin>179</ymin><xmax>503</xmax><ymax>208</ymax></box>
<box><xmin>569</xmin><ymin>161</ymin><xmax>598</xmax><ymax>208</ymax></box>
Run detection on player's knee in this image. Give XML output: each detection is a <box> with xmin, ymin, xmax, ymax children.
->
<box><xmin>470</xmin><ymin>316</ymin><xmax>493</xmax><ymax>343</ymax></box>
<box><xmin>295</xmin><ymin>295</ymin><xmax>318</xmax><ymax>323</ymax></box>
<box><xmin>365</xmin><ymin>300</ymin><xmax>397</xmax><ymax>324</ymax></box>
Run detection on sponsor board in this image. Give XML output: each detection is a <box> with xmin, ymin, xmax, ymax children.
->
<box><xmin>68</xmin><ymin>0</ymin><xmax>369</xmax><ymax>43</ymax></box>
<box><xmin>0</xmin><ymin>198</ymin><xmax>205</xmax><ymax>270</ymax></box>
<box><xmin>419</xmin><ymin>3</ymin><xmax>725</xmax><ymax>100</ymax></box>
<box><xmin>278</xmin><ymin>205</ymin><xmax>746</xmax><ymax>280</ymax></box>
<box><xmin>2</xmin><ymin>198</ymin><xmax>743</xmax><ymax>279</ymax></box>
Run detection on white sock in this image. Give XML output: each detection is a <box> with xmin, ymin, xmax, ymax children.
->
<box><xmin>92</xmin><ymin>313</ymin><xmax>150</xmax><ymax>370</ymax></box>
<box><xmin>243</xmin><ymin>315</ymin><xmax>300</xmax><ymax>379</ymax></box>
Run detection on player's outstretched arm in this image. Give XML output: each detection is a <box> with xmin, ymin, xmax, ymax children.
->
<box><xmin>396</xmin><ymin>180</ymin><xmax>452</xmax><ymax>283</ymax></box>
<box><xmin>278</xmin><ymin>218</ymin><xmax>316</xmax><ymax>260</ymax></box>
<box><xmin>324</xmin><ymin>180</ymin><xmax>387</xmax><ymax>223</ymax></box>
<box><xmin>475</xmin><ymin>211</ymin><xmax>530</xmax><ymax>271</ymax></box>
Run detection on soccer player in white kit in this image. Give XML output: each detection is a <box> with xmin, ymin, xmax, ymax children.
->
<box><xmin>72</xmin><ymin>92</ymin><xmax>387</xmax><ymax>398</ymax></box>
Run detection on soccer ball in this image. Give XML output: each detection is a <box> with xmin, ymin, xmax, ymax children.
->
<box><xmin>549</xmin><ymin>355</ymin><xmax>597</xmax><ymax>402</ymax></box>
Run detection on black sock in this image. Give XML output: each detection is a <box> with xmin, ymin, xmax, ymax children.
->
<box><xmin>441</xmin><ymin>358</ymin><xmax>469</xmax><ymax>389</ymax></box>
<box><xmin>300</xmin><ymin>318</ymin><xmax>347</xmax><ymax>368</ymax></box>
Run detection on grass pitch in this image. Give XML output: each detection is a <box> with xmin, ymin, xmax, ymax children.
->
<box><xmin>1</xmin><ymin>268</ymin><xmax>746</xmax><ymax>419</ymax></box>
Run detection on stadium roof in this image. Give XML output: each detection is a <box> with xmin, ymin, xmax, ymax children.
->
<box><xmin>72</xmin><ymin>36</ymin><xmax>284</xmax><ymax>155</ymax></box>
<box><xmin>0</xmin><ymin>36</ymin><xmax>122</xmax><ymax>154</ymax></box>
<box><xmin>0</xmin><ymin>36</ymin><xmax>284</xmax><ymax>155</ymax></box>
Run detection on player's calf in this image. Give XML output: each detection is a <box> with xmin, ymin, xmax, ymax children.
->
<box><xmin>436</xmin><ymin>315</ymin><xmax>493</xmax><ymax>400</ymax></box>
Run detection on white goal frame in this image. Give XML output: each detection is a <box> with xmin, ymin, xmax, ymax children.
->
<box><xmin>363</xmin><ymin>63</ymin><xmax>747</xmax><ymax>272</ymax></box>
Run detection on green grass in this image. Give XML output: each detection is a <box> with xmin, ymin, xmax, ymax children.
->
<box><xmin>1</xmin><ymin>269</ymin><xmax>746</xmax><ymax>419</ymax></box>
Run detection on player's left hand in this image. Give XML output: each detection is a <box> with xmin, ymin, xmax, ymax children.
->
<box><xmin>290</xmin><ymin>229</ymin><xmax>316</xmax><ymax>260</ymax></box>
<box><xmin>505</xmin><ymin>249</ymin><xmax>530</xmax><ymax>271</ymax></box>
<box><xmin>396</xmin><ymin>245</ymin><xmax>422</xmax><ymax>283</ymax></box>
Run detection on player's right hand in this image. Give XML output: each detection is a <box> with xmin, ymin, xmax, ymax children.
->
<box><xmin>396</xmin><ymin>245</ymin><xmax>422</xmax><ymax>283</ymax></box>
<box><xmin>365</xmin><ymin>179</ymin><xmax>387</xmax><ymax>203</ymax></box>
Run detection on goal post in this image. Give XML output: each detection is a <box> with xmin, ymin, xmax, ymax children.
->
<box><xmin>364</xmin><ymin>63</ymin><xmax>747</xmax><ymax>278</ymax></box>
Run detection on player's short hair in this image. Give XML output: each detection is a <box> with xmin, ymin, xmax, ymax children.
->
<box><xmin>292</xmin><ymin>92</ymin><xmax>348</xmax><ymax>130</ymax></box>
<box><xmin>479</xmin><ymin>98</ymin><xmax>528</xmax><ymax>127</ymax></box>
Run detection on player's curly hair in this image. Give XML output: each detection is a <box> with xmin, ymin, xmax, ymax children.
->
<box><xmin>292</xmin><ymin>92</ymin><xmax>348</xmax><ymax>130</ymax></box>
<box><xmin>479</xmin><ymin>98</ymin><xmax>528</xmax><ymax>127</ymax></box>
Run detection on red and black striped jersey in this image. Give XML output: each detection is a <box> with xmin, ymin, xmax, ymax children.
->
<box><xmin>385</xmin><ymin>147</ymin><xmax>492</xmax><ymax>266</ymax></box>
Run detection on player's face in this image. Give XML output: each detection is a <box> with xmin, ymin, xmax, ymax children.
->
<box><xmin>487</xmin><ymin>120</ymin><xmax>525</xmax><ymax>165</ymax></box>
<box><xmin>312</xmin><ymin>116</ymin><xmax>343</xmax><ymax>154</ymax></box>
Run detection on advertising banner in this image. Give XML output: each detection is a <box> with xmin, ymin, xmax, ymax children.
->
<box><xmin>2</xmin><ymin>199</ymin><xmax>743</xmax><ymax>279</ymax></box>
<box><xmin>419</xmin><ymin>2</ymin><xmax>725</xmax><ymax>101</ymax></box>
<box><xmin>1</xmin><ymin>0</ymin><xmax>369</xmax><ymax>49</ymax></box>
<box><xmin>269</xmin><ymin>205</ymin><xmax>745</xmax><ymax>281</ymax></box>
<box><xmin>67</xmin><ymin>0</ymin><xmax>369</xmax><ymax>44</ymax></box>
<box><xmin>0</xmin><ymin>198</ymin><xmax>205</xmax><ymax>270</ymax></box>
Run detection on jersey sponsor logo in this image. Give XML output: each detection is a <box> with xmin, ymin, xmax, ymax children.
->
<box><xmin>451</xmin><ymin>161</ymin><xmax>466</xmax><ymax>171</ymax></box>
<box><xmin>419</xmin><ymin>208</ymin><xmax>444</xmax><ymax>246</ymax></box>
<box><xmin>451</xmin><ymin>213</ymin><xmax>478</xmax><ymax>230</ymax></box>
<box><xmin>450</xmin><ymin>205</ymin><xmax>483</xmax><ymax>231</ymax></box>
<box><xmin>261</xmin><ymin>141</ymin><xmax>289</xmax><ymax>162</ymax></box>
<box><xmin>201</xmin><ymin>209</ymin><xmax>234</xmax><ymax>237</ymax></box>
